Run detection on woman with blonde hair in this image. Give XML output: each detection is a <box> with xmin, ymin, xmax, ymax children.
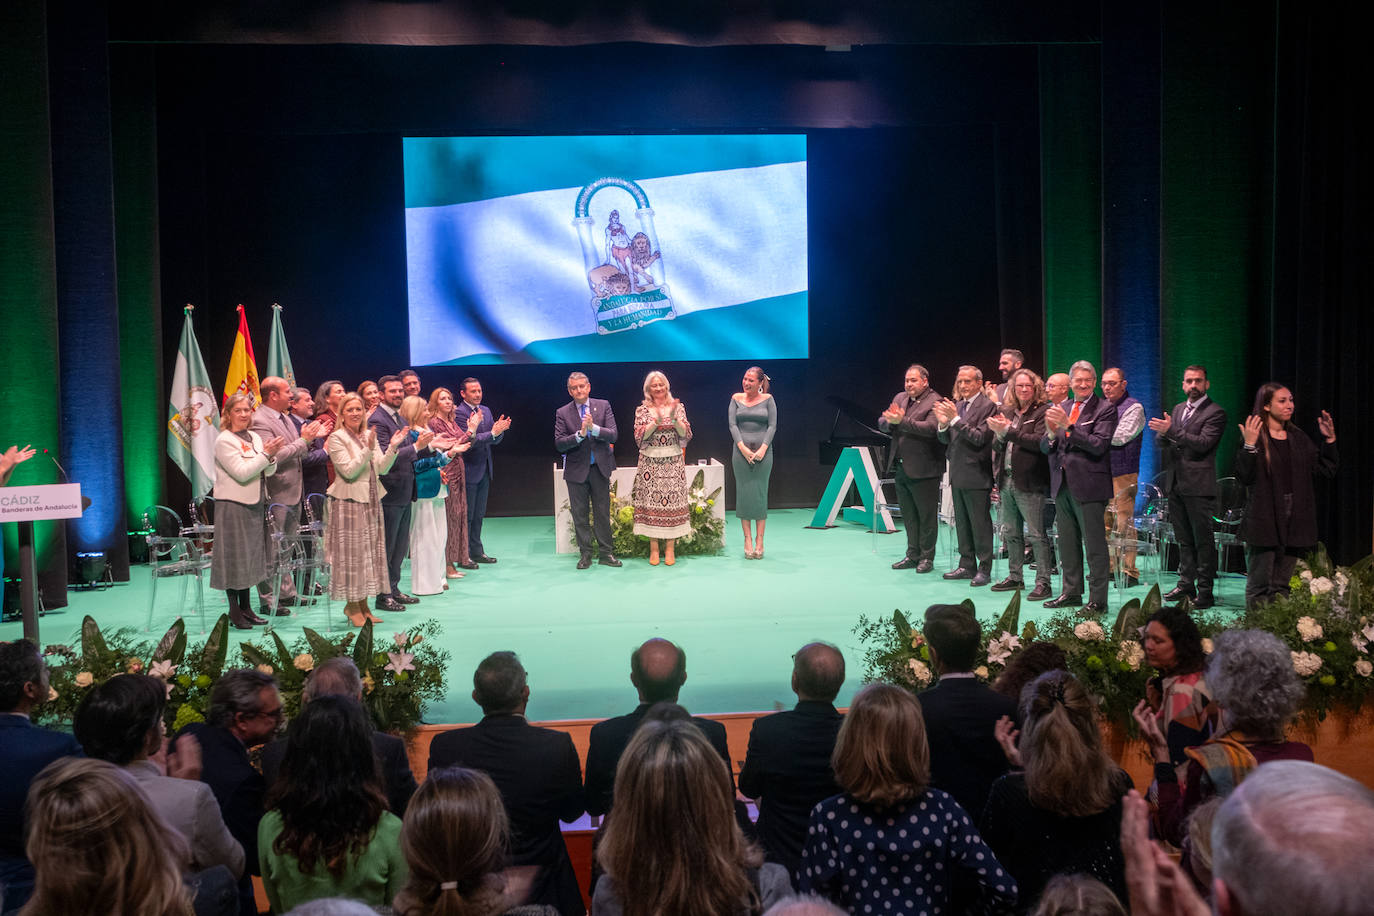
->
<box><xmin>595</xmin><ymin>718</ymin><xmax>791</xmax><ymax>915</ymax></box>
<box><xmin>213</xmin><ymin>392</ymin><xmax>284</xmax><ymax>629</ymax></box>
<box><xmin>800</xmin><ymin>683</ymin><xmax>1017</xmax><ymax>913</ymax></box>
<box><xmin>632</xmin><ymin>371</ymin><xmax>692</xmax><ymax>566</ymax></box>
<box><xmin>728</xmin><ymin>366</ymin><xmax>776</xmax><ymax>559</ymax></box>
<box><xmin>392</xmin><ymin>767</ymin><xmax>556</xmax><ymax>916</ymax></box>
<box><xmin>428</xmin><ymin>387</ymin><xmax>478</xmax><ymax>579</ymax></box>
<box><xmin>398</xmin><ymin>395</ymin><xmax>457</xmax><ymax>596</ymax></box>
<box><xmin>20</xmin><ymin>756</ymin><xmax>234</xmax><ymax>916</ymax></box>
<box><xmin>326</xmin><ymin>391</ymin><xmax>401</xmax><ymax>626</ymax></box>
<box><xmin>980</xmin><ymin>671</ymin><xmax>1132</xmax><ymax>911</ymax></box>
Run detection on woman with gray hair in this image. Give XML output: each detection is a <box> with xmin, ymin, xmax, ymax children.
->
<box><xmin>1133</xmin><ymin>628</ymin><xmax>1313</xmax><ymax>845</ymax></box>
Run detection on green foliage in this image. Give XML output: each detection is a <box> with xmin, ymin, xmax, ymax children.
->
<box><xmin>566</xmin><ymin>470</ymin><xmax>725</xmax><ymax>558</ymax></box>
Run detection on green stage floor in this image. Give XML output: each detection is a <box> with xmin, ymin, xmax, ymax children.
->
<box><xmin>3</xmin><ymin>509</ymin><xmax>1241</xmax><ymax>725</ymax></box>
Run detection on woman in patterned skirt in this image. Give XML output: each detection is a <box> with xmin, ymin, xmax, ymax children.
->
<box><xmin>427</xmin><ymin>386</ymin><xmax>478</xmax><ymax>579</ymax></box>
<box><xmin>633</xmin><ymin>371</ymin><xmax>692</xmax><ymax>566</ymax></box>
<box><xmin>326</xmin><ymin>392</ymin><xmax>401</xmax><ymax>626</ymax></box>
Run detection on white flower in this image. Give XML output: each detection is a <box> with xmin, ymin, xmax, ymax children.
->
<box><xmin>385</xmin><ymin>651</ymin><xmax>416</xmax><ymax>675</ymax></box>
<box><xmin>1296</xmin><ymin>616</ymin><xmax>1324</xmax><ymax>642</ymax></box>
<box><xmin>1117</xmin><ymin>640</ymin><xmax>1144</xmax><ymax>671</ymax></box>
<box><xmin>1353</xmin><ymin>632</ymin><xmax>1369</xmax><ymax>654</ymax></box>
<box><xmin>986</xmin><ymin>631</ymin><xmax>1022</xmax><ymax>666</ymax></box>
<box><xmin>256</xmin><ymin>664</ymin><xmax>274</xmax><ymax>675</ymax></box>
<box><xmin>1363</xmin><ymin>623</ymin><xmax>1374</xmax><ymax>644</ymax></box>
<box><xmin>1309</xmin><ymin>577</ymin><xmax>1335</xmax><ymax>596</ymax></box>
<box><xmin>1355</xmin><ymin>659</ymin><xmax>1373</xmax><ymax>678</ymax></box>
<box><xmin>149</xmin><ymin>659</ymin><xmax>177</xmax><ymax>680</ymax></box>
<box><xmin>1291</xmin><ymin>651</ymin><xmax>1323</xmax><ymax>677</ymax></box>
<box><xmin>1300</xmin><ymin>569</ymin><xmax>1314</xmax><ymax>581</ymax></box>
<box><xmin>393</xmin><ymin>632</ymin><xmax>409</xmax><ymax>648</ymax></box>
<box><xmin>974</xmin><ymin>666</ymin><xmax>989</xmax><ymax>679</ymax></box>
<box><xmin>1074</xmin><ymin>621</ymin><xmax>1106</xmax><ymax>642</ymax></box>
<box><xmin>292</xmin><ymin>653</ymin><xmax>314</xmax><ymax>672</ymax></box>
<box><xmin>1201</xmin><ymin>638</ymin><xmax>1215</xmax><ymax>655</ymax></box>
<box><xmin>907</xmin><ymin>658</ymin><xmax>933</xmax><ymax>686</ymax></box>
<box><xmin>1335</xmin><ymin>571</ymin><xmax>1349</xmax><ymax>597</ymax></box>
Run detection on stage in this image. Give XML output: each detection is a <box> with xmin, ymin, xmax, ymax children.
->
<box><xmin>2</xmin><ymin>509</ymin><xmax>1241</xmax><ymax>725</ymax></box>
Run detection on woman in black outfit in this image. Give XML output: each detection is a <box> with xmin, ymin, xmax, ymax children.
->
<box><xmin>980</xmin><ymin>670</ymin><xmax>1132</xmax><ymax>912</ymax></box>
<box><xmin>1234</xmin><ymin>382</ymin><xmax>1337</xmax><ymax>608</ymax></box>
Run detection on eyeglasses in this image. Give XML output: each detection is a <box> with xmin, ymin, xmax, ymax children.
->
<box><xmin>251</xmin><ymin>706</ymin><xmax>285</xmax><ymax>722</ymax></box>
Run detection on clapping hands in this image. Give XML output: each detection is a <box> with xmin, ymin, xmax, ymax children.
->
<box><xmin>492</xmin><ymin>415</ymin><xmax>512</xmax><ymax>436</ymax></box>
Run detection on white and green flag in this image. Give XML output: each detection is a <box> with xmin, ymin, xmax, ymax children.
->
<box><xmin>265</xmin><ymin>303</ymin><xmax>296</xmax><ymax>389</ymax></box>
<box><xmin>166</xmin><ymin>307</ymin><xmax>220</xmax><ymax>498</ymax></box>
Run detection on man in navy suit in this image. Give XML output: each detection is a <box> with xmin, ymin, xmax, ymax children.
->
<box><xmin>555</xmin><ymin>371</ymin><xmax>622</xmax><ymax>569</ymax></box>
<box><xmin>1042</xmin><ymin>360</ymin><xmax>1119</xmax><ymax>615</ymax></box>
<box><xmin>369</xmin><ymin>374</ymin><xmax>435</xmax><ymax>612</ymax></box>
<box><xmin>427</xmin><ymin>652</ymin><xmax>584</xmax><ymax>915</ymax></box>
<box><xmin>934</xmin><ymin>365</ymin><xmax>1000</xmax><ymax>586</ymax></box>
<box><xmin>0</xmin><ymin>640</ymin><xmax>83</xmax><ymax>910</ymax></box>
<box><xmin>455</xmin><ymin>378</ymin><xmax>511</xmax><ymax>566</ymax></box>
<box><xmin>1150</xmin><ymin>365</ymin><xmax>1228</xmax><ymax>609</ymax></box>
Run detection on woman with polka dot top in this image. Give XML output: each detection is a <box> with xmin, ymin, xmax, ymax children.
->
<box><xmin>799</xmin><ymin>683</ymin><xmax>1018</xmax><ymax>914</ymax></box>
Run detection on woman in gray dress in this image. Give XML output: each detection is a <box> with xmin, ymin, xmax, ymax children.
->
<box><xmin>729</xmin><ymin>366</ymin><xmax>776</xmax><ymax>559</ymax></box>
<box><xmin>212</xmin><ymin>393</ymin><xmax>285</xmax><ymax>629</ymax></box>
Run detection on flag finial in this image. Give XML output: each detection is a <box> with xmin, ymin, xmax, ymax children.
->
<box><xmin>272</xmin><ymin>302</ymin><xmax>282</xmax><ymax>311</ymax></box>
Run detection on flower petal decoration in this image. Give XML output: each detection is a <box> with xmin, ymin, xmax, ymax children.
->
<box><xmin>393</xmin><ymin>632</ymin><xmax>409</xmax><ymax>648</ymax></box>
<box><xmin>149</xmin><ymin>659</ymin><xmax>177</xmax><ymax>680</ymax></box>
<box><xmin>385</xmin><ymin>651</ymin><xmax>416</xmax><ymax>674</ymax></box>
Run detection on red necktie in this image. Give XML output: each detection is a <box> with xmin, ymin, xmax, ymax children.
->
<box><xmin>1068</xmin><ymin>401</ymin><xmax>1082</xmax><ymax>425</ymax></box>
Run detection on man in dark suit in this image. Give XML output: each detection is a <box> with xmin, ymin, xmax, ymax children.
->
<box><xmin>177</xmin><ymin>668</ymin><xmax>281</xmax><ymax>916</ymax></box>
<box><xmin>878</xmin><ymin>364</ymin><xmax>946</xmax><ymax>572</ymax></box>
<box><xmin>369</xmin><ymin>374</ymin><xmax>435</xmax><ymax>611</ymax></box>
<box><xmin>584</xmin><ymin>638</ymin><xmax>732</xmax><ymax>818</ymax></box>
<box><xmin>935</xmin><ymin>365</ymin><xmax>999</xmax><ymax>586</ymax></box>
<box><xmin>0</xmin><ymin>640</ymin><xmax>83</xmax><ymax>911</ymax></box>
<box><xmin>739</xmin><ymin>642</ymin><xmax>845</xmax><ymax>880</ymax></box>
<box><xmin>1042</xmin><ymin>360</ymin><xmax>1119</xmax><ymax>615</ymax></box>
<box><xmin>1150</xmin><ymin>365</ymin><xmax>1228</xmax><ymax>609</ymax></box>
<box><xmin>455</xmin><ymin>377</ymin><xmax>511</xmax><ymax>566</ymax></box>
<box><xmin>427</xmin><ymin>652</ymin><xmax>584</xmax><ymax>915</ymax></box>
<box><xmin>916</xmin><ymin>605</ymin><xmax>1016</xmax><ymax>820</ymax></box>
<box><xmin>290</xmin><ymin>386</ymin><xmax>330</xmax><ymax>511</ymax></box>
<box><xmin>555</xmin><ymin>371</ymin><xmax>621</xmax><ymax>570</ymax></box>
<box><xmin>261</xmin><ymin>657</ymin><xmax>416</xmax><ymax>816</ymax></box>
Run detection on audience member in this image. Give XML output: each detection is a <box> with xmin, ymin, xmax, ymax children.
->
<box><xmin>1139</xmin><ymin>607</ymin><xmax>1213</xmax><ymax>781</ymax></box>
<box><xmin>798</xmin><ymin>683</ymin><xmax>1017</xmax><ymax>913</ymax></box>
<box><xmin>426</xmin><ymin>652</ymin><xmax>583</xmax><ymax>915</ymax></box>
<box><xmin>1135</xmin><ymin>629</ymin><xmax>1311</xmax><ymax>846</ymax></box>
<box><xmin>0</xmin><ymin>640</ymin><xmax>82</xmax><ymax>910</ymax></box>
<box><xmin>990</xmin><ymin>641</ymin><xmax>1067</xmax><ymax>704</ymax></box>
<box><xmin>72</xmin><ymin>674</ymin><xmax>244</xmax><ymax>878</ymax></box>
<box><xmin>917</xmin><ymin>604</ymin><xmax>1017</xmax><ymax>818</ymax></box>
<box><xmin>261</xmin><ymin>657</ymin><xmax>417</xmax><ymax>816</ymax></box>
<box><xmin>739</xmin><ymin>642</ymin><xmax>845</xmax><ymax>880</ymax></box>
<box><xmin>392</xmin><ymin>766</ymin><xmax>558</xmax><ymax>916</ymax></box>
<box><xmin>595</xmin><ymin>718</ymin><xmax>791</xmax><ymax>916</ymax></box>
<box><xmin>258</xmin><ymin>696</ymin><xmax>406</xmax><ymax>912</ymax></box>
<box><xmin>1030</xmin><ymin>874</ymin><xmax>1125</xmax><ymax>916</ymax></box>
<box><xmin>761</xmin><ymin>897</ymin><xmax>847</xmax><ymax>916</ymax></box>
<box><xmin>981</xmin><ymin>671</ymin><xmax>1133</xmax><ymax>910</ymax></box>
<box><xmin>584</xmin><ymin>638</ymin><xmax>731</xmax><ymax>817</ymax></box>
<box><xmin>19</xmin><ymin>756</ymin><xmax>236</xmax><ymax>916</ymax></box>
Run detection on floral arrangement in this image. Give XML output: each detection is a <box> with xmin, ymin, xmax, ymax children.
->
<box><xmin>564</xmin><ymin>468</ymin><xmax>725</xmax><ymax>558</ymax></box>
<box><xmin>855</xmin><ymin>548</ymin><xmax>1374</xmax><ymax>733</ymax></box>
<box><xmin>38</xmin><ymin>614</ymin><xmax>450</xmax><ymax>735</ymax></box>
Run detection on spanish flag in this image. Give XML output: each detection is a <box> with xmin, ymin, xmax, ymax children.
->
<box><xmin>223</xmin><ymin>304</ymin><xmax>261</xmax><ymax>407</ymax></box>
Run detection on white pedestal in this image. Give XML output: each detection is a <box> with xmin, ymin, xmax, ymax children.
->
<box><xmin>552</xmin><ymin>459</ymin><xmax>727</xmax><ymax>554</ymax></box>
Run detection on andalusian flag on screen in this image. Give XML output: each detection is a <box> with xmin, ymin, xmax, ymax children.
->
<box><xmin>223</xmin><ymin>304</ymin><xmax>261</xmax><ymax>407</ymax></box>
<box><xmin>403</xmin><ymin>135</ymin><xmax>809</xmax><ymax>365</ymax></box>
<box><xmin>265</xmin><ymin>303</ymin><xmax>296</xmax><ymax>390</ymax></box>
<box><xmin>167</xmin><ymin>307</ymin><xmax>220</xmax><ymax>498</ymax></box>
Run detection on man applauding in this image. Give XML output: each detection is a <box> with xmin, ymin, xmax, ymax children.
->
<box><xmin>555</xmin><ymin>371</ymin><xmax>621</xmax><ymax>569</ymax></box>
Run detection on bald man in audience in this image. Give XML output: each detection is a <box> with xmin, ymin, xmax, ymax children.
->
<box><xmin>584</xmin><ymin>638</ymin><xmax>732</xmax><ymax>817</ymax></box>
<box><xmin>740</xmin><ymin>643</ymin><xmax>845</xmax><ymax>880</ymax></box>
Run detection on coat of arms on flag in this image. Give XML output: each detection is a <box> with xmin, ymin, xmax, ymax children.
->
<box><xmin>573</xmin><ymin>177</ymin><xmax>675</xmax><ymax>335</ymax></box>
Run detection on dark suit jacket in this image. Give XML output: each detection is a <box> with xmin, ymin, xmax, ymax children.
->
<box><xmin>738</xmin><ymin>701</ymin><xmax>843</xmax><ymax>879</ymax></box>
<box><xmin>917</xmin><ymin>677</ymin><xmax>1017</xmax><ymax>820</ymax></box>
<box><xmin>584</xmin><ymin>703</ymin><xmax>732</xmax><ymax>817</ymax></box>
<box><xmin>1157</xmin><ymin>398</ymin><xmax>1227</xmax><ymax>497</ymax></box>
<box><xmin>1234</xmin><ymin>428</ymin><xmax>1338</xmax><ymax>548</ymax></box>
<box><xmin>427</xmin><ymin>715</ymin><xmax>584</xmax><ymax>915</ymax></box>
<box><xmin>993</xmin><ymin>403</ymin><xmax>1050</xmax><ymax>494</ymax></box>
<box><xmin>456</xmin><ymin>402</ymin><xmax>502</xmax><ymax>485</ymax></box>
<box><xmin>368</xmin><ymin>405</ymin><xmax>425</xmax><ymax>507</ymax></box>
<box><xmin>294</xmin><ymin>414</ymin><xmax>331</xmax><ymax>504</ymax></box>
<box><xmin>177</xmin><ymin>723</ymin><xmax>266</xmax><ymax>876</ymax></box>
<box><xmin>0</xmin><ymin>715</ymin><xmax>82</xmax><ymax>902</ymax></box>
<box><xmin>937</xmin><ymin>393</ymin><xmax>998</xmax><ymax>489</ymax></box>
<box><xmin>260</xmin><ymin>730</ymin><xmax>417</xmax><ymax>817</ymax></box>
<box><xmin>1042</xmin><ymin>395</ymin><xmax>1118</xmax><ymax>502</ymax></box>
<box><xmin>879</xmin><ymin>387</ymin><xmax>946</xmax><ymax>479</ymax></box>
<box><xmin>555</xmin><ymin>398</ymin><xmax>618</xmax><ymax>482</ymax></box>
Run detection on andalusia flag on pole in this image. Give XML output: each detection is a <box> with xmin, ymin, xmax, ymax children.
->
<box><xmin>265</xmin><ymin>303</ymin><xmax>296</xmax><ymax>390</ymax></box>
<box><xmin>167</xmin><ymin>305</ymin><xmax>220</xmax><ymax>498</ymax></box>
<box><xmin>223</xmin><ymin>304</ymin><xmax>261</xmax><ymax>407</ymax></box>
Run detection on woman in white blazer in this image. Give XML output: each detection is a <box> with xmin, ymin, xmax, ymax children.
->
<box><xmin>326</xmin><ymin>391</ymin><xmax>401</xmax><ymax>626</ymax></box>
<box><xmin>213</xmin><ymin>393</ymin><xmax>285</xmax><ymax>629</ymax></box>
